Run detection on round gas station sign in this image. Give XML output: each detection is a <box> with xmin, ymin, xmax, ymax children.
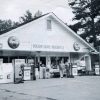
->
<box><xmin>73</xmin><ymin>42</ymin><xmax>80</xmax><ymax>51</ymax></box>
<box><xmin>8</xmin><ymin>36</ymin><xmax>20</xmax><ymax>49</ymax></box>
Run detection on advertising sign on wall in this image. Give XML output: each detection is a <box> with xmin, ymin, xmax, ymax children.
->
<box><xmin>0</xmin><ymin>63</ymin><xmax>14</xmax><ymax>83</ymax></box>
<box><xmin>8</xmin><ymin>36</ymin><xmax>20</xmax><ymax>49</ymax></box>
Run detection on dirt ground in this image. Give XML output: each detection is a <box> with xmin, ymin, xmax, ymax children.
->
<box><xmin>0</xmin><ymin>76</ymin><xmax>100</xmax><ymax>100</ymax></box>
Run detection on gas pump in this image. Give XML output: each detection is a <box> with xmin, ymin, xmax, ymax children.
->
<box><xmin>30</xmin><ymin>62</ymin><xmax>36</xmax><ymax>80</ymax></box>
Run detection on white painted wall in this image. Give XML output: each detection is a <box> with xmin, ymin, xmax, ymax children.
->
<box><xmin>0</xmin><ymin>14</ymin><xmax>91</xmax><ymax>53</ymax></box>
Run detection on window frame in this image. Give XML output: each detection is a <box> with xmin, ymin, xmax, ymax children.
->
<box><xmin>47</xmin><ymin>19</ymin><xmax>52</xmax><ymax>30</ymax></box>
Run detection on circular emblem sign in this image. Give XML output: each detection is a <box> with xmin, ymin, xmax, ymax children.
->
<box><xmin>73</xmin><ymin>42</ymin><xmax>80</xmax><ymax>51</ymax></box>
<box><xmin>8</xmin><ymin>36</ymin><xmax>20</xmax><ymax>49</ymax></box>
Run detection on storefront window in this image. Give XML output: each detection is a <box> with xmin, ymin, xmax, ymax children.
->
<box><xmin>51</xmin><ymin>57</ymin><xmax>57</xmax><ymax>69</ymax></box>
<box><xmin>3</xmin><ymin>57</ymin><xmax>8</xmax><ymax>63</ymax></box>
<box><xmin>51</xmin><ymin>57</ymin><xmax>68</xmax><ymax>69</ymax></box>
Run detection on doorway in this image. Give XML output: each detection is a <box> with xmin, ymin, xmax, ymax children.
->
<box><xmin>40</xmin><ymin>57</ymin><xmax>46</xmax><ymax>66</ymax></box>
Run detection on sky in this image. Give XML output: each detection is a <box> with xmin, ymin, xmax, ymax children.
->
<box><xmin>0</xmin><ymin>0</ymin><xmax>74</xmax><ymax>24</ymax></box>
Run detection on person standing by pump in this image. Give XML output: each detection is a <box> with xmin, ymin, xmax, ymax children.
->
<box><xmin>59</xmin><ymin>59</ymin><xmax>65</xmax><ymax>78</ymax></box>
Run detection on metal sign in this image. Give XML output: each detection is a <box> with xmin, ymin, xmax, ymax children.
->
<box><xmin>73</xmin><ymin>42</ymin><xmax>80</xmax><ymax>51</ymax></box>
<box><xmin>0</xmin><ymin>63</ymin><xmax>13</xmax><ymax>83</ymax></box>
<box><xmin>8</xmin><ymin>36</ymin><xmax>20</xmax><ymax>49</ymax></box>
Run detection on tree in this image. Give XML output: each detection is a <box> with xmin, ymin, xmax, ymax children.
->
<box><xmin>0</xmin><ymin>10</ymin><xmax>42</xmax><ymax>35</ymax></box>
<box><xmin>0</xmin><ymin>19</ymin><xmax>13</xmax><ymax>32</ymax></box>
<box><xmin>68</xmin><ymin>0</ymin><xmax>100</xmax><ymax>47</ymax></box>
<box><xmin>20</xmin><ymin>10</ymin><xmax>33</xmax><ymax>23</ymax></box>
<box><xmin>0</xmin><ymin>19</ymin><xmax>20</xmax><ymax>35</ymax></box>
<box><xmin>34</xmin><ymin>10</ymin><xmax>42</xmax><ymax>18</ymax></box>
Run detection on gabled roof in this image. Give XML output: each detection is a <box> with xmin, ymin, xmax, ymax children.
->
<box><xmin>0</xmin><ymin>12</ymin><xmax>98</xmax><ymax>53</ymax></box>
<box><xmin>0</xmin><ymin>13</ymin><xmax>49</xmax><ymax>35</ymax></box>
<box><xmin>48</xmin><ymin>13</ymin><xmax>98</xmax><ymax>53</ymax></box>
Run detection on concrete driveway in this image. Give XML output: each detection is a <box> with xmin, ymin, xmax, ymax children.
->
<box><xmin>0</xmin><ymin>76</ymin><xmax>100</xmax><ymax>100</ymax></box>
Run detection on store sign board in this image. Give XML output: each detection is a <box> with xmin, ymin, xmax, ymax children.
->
<box><xmin>33</xmin><ymin>44</ymin><xmax>64</xmax><ymax>50</ymax></box>
<box><xmin>28</xmin><ymin>59</ymin><xmax>34</xmax><ymax>64</ymax></box>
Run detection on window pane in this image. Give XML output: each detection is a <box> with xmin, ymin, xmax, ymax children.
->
<box><xmin>47</xmin><ymin>20</ymin><xmax>51</xmax><ymax>30</ymax></box>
